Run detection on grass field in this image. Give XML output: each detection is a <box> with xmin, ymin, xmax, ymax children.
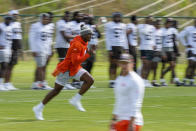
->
<box><xmin>0</xmin><ymin>56</ymin><xmax>196</xmax><ymax>131</ymax></box>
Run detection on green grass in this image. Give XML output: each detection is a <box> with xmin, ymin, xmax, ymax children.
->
<box><xmin>0</xmin><ymin>56</ymin><xmax>196</xmax><ymax>131</ymax></box>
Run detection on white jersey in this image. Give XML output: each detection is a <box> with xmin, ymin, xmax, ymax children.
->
<box><xmin>113</xmin><ymin>71</ymin><xmax>145</xmax><ymax>125</ymax></box>
<box><xmin>104</xmin><ymin>21</ymin><xmax>128</xmax><ymax>50</ymax></box>
<box><xmin>87</xmin><ymin>24</ymin><xmax>99</xmax><ymax>45</ymax></box>
<box><xmin>29</xmin><ymin>22</ymin><xmax>52</xmax><ymax>54</ymax></box>
<box><xmin>155</xmin><ymin>28</ymin><xmax>164</xmax><ymax>51</ymax></box>
<box><xmin>127</xmin><ymin>23</ymin><xmax>138</xmax><ymax>46</ymax></box>
<box><xmin>47</xmin><ymin>23</ymin><xmax>55</xmax><ymax>55</ymax></box>
<box><xmin>69</xmin><ymin>21</ymin><xmax>84</xmax><ymax>36</ymax></box>
<box><xmin>179</xmin><ymin>26</ymin><xmax>196</xmax><ymax>54</ymax></box>
<box><xmin>11</xmin><ymin>21</ymin><xmax>22</xmax><ymax>40</ymax></box>
<box><xmin>0</xmin><ymin>23</ymin><xmax>13</xmax><ymax>49</ymax></box>
<box><xmin>55</xmin><ymin>20</ymin><xmax>71</xmax><ymax>48</ymax></box>
<box><xmin>162</xmin><ymin>27</ymin><xmax>178</xmax><ymax>48</ymax></box>
<box><xmin>138</xmin><ymin>24</ymin><xmax>156</xmax><ymax>50</ymax></box>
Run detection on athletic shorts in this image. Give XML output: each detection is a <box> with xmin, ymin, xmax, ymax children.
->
<box><xmin>152</xmin><ymin>51</ymin><xmax>162</xmax><ymax>62</ymax></box>
<box><xmin>9</xmin><ymin>50</ymin><xmax>18</xmax><ymax>65</ymax></box>
<box><xmin>34</xmin><ymin>52</ymin><xmax>48</xmax><ymax>67</ymax></box>
<box><xmin>56</xmin><ymin>48</ymin><xmax>68</xmax><ymax>61</ymax></box>
<box><xmin>162</xmin><ymin>51</ymin><xmax>176</xmax><ymax>62</ymax></box>
<box><xmin>140</xmin><ymin>50</ymin><xmax>154</xmax><ymax>61</ymax></box>
<box><xmin>0</xmin><ymin>49</ymin><xmax>11</xmax><ymax>63</ymax></box>
<box><xmin>186</xmin><ymin>49</ymin><xmax>196</xmax><ymax>61</ymax></box>
<box><xmin>114</xmin><ymin>120</ymin><xmax>142</xmax><ymax>131</ymax></box>
<box><xmin>111</xmin><ymin>46</ymin><xmax>123</xmax><ymax>60</ymax></box>
<box><xmin>55</xmin><ymin>68</ymin><xmax>87</xmax><ymax>86</ymax></box>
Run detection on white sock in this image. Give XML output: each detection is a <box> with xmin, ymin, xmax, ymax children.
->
<box><xmin>152</xmin><ymin>80</ymin><xmax>157</xmax><ymax>83</ymax></box>
<box><xmin>160</xmin><ymin>79</ymin><xmax>166</xmax><ymax>83</ymax></box>
<box><xmin>190</xmin><ymin>79</ymin><xmax>195</xmax><ymax>82</ymax></box>
<box><xmin>37</xmin><ymin>102</ymin><xmax>44</xmax><ymax>109</ymax></box>
<box><xmin>173</xmin><ymin>77</ymin><xmax>179</xmax><ymax>82</ymax></box>
<box><xmin>72</xmin><ymin>93</ymin><xmax>82</xmax><ymax>101</ymax></box>
<box><xmin>0</xmin><ymin>78</ymin><xmax>4</xmax><ymax>84</ymax></box>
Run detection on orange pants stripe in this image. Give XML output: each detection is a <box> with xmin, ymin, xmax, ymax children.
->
<box><xmin>114</xmin><ymin>120</ymin><xmax>142</xmax><ymax>131</ymax></box>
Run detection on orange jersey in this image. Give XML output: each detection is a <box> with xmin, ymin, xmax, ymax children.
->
<box><xmin>52</xmin><ymin>36</ymin><xmax>90</xmax><ymax>77</ymax></box>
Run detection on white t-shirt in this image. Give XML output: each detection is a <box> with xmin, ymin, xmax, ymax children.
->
<box><xmin>55</xmin><ymin>20</ymin><xmax>71</xmax><ymax>48</ymax></box>
<box><xmin>138</xmin><ymin>24</ymin><xmax>156</xmax><ymax>50</ymax></box>
<box><xmin>162</xmin><ymin>27</ymin><xmax>178</xmax><ymax>48</ymax></box>
<box><xmin>104</xmin><ymin>21</ymin><xmax>128</xmax><ymax>50</ymax></box>
<box><xmin>155</xmin><ymin>28</ymin><xmax>164</xmax><ymax>51</ymax></box>
<box><xmin>87</xmin><ymin>24</ymin><xmax>99</xmax><ymax>45</ymax></box>
<box><xmin>69</xmin><ymin>21</ymin><xmax>84</xmax><ymax>36</ymax></box>
<box><xmin>113</xmin><ymin>71</ymin><xmax>145</xmax><ymax>125</ymax></box>
<box><xmin>29</xmin><ymin>22</ymin><xmax>52</xmax><ymax>54</ymax></box>
<box><xmin>179</xmin><ymin>26</ymin><xmax>196</xmax><ymax>54</ymax></box>
<box><xmin>47</xmin><ymin>23</ymin><xmax>55</xmax><ymax>55</ymax></box>
<box><xmin>11</xmin><ymin>21</ymin><xmax>22</xmax><ymax>40</ymax></box>
<box><xmin>127</xmin><ymin>23</ymin><xmax>138</xmax><ymax>46</ymax></box>
<box><xmin>0</xmin><ymin>22</ymin><xmax>13</xmax><ymax>50</ymax></box>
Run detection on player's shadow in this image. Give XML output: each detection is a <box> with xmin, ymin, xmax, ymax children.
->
<box><xmin>8</xmin><ymin>119</ymin><xmax>37</xmax><ymax>123</ymax></box>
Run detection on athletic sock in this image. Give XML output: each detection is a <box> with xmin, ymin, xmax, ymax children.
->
<box><xmin>160</xmin><ymin>79</ymin><xmax>166</xmax><ymax>83</ymax></box>
<box><xmin>190</xmin><ymin>79</ymin><xmax>195</xmax><ymax>83</ymax></box>
<box><xmin>37</xmin><ymin>102</ymin><xmax>44</xmax><ymax>110</ymax></box>
<box><xmin>173</xmin><ymin>77</ymin><xmax>179</xmax><ymax>82</ymax></box>
<box><xmin>72</xmin><ymin>93</ymin><xmax>82</xmax><ymax>101</ymax></box>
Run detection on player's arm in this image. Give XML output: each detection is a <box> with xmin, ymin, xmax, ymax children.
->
<box><xmin>172</xmin><ymin>29</ymin><xmax>180</xmax><ymax>56</ymax></box>
<box><xmin>70</xmin><ymin>45</ymin><xmax>90</xmax><ymax>65</ymax></box>
<box><xmin>128</xmin><ymin>117</ymin><xmax>136</xmax><ymax>131</ymax></box>
<box><xmin>110</xmin><ymin>114</ymin><xmax>117</xmax><ymax>130</ymax></box>
<box><xmin>126</xmin><ymin>25</ymin><xmax>132</xmax><ymax>46</ymax></box>
<box><xmin>95</xmin><ymin>25</ymin><xmax>102</xmax><ymax>38</ymax></box>
<box><xmin>179</xmin><ymin>28</ymin><xmax>190</xmax><ymax>48</ymax></box>
<box><xmin>129</xmin><ymin>82</ymin><xmax>144</xmax><ymax>130</ymax></box>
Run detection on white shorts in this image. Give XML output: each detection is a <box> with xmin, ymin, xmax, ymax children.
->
<box><xmin>34</xmin><ymin>52</ymin><xmax>48</xmax><ymax>67</ymax></box>
<box><xmin>0</xmin><ymin>49</ymin><xmax>11</xmax><ymax>63</ymax></box>
<box><xmin>55</xmin><ymin>68</ymin><xmax>87</xmax><ymax>86</ymax></box>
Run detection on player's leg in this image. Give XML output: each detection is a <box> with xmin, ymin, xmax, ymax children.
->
<box><xmin>4</xmin><ymin>50</ymin><xmax>18</xmax><ymax>90</ymax></box>
<box><xmin>0</xmin><ymin>62</ymin><xmax>8</xmax><ymax>91</ymax></box>
<box><xmin>109</xmin><ymin>51</ymin><xmax>117</xmax><ymax>88</ymax></box>
<box><xmin>69</xmin><ymin>69</ymin><xmax>94</xmax><ymax>112</ymax></box>
<box><xmin>42</xmin><ymin>54</ymin><xmax>53</xmax><ymax>89</ymax></box>
<box><xmin>32</xmin><ymin>53</ymin><xmax>47</xmax><ymax>89</ymax></box>
<box><xmin>129</xmin><ymin>45</ymin><xmax>137</xmax><ymax>71</ymax></box>
<box><xmin>33</xmin><ymin>71</ymin><xmax>69</xmax><ymax>120</ymax></box>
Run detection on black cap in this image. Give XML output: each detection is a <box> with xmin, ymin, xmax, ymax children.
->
<box><xmin>112</xmin><ymin>12</ymin><xmax>123</xmax><ymax>17</ymax></box>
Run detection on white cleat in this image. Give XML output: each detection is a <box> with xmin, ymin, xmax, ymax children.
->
<box><xmin>69</xmin><ymin>99</ymin><xmax>86</xmax><ymax>112</ymax></box>
<box><xmin>0</xmin><ymin>84</ymin><xmax>9</xmax><ymax>91</ymax></box>
<box><xmin>42</xmin><ymin>81</ymin><xmax>53</xmax><ymax>90</ymax></box>
<box><xmin>4</xmin><ymin>83</ymin><xmax>18</xmax><ymax>90</ymax></box>
<box><xmin>33</xmin><ymin>106</ymin><xmax>44</xmax><ymax>120</ymax></box>
<box><xmin>63</xmin><ymin>84</ymin><xmax>76</xmax><ymax>90</ymax></box>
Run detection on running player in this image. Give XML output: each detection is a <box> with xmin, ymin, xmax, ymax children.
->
<box><xmin>3</xmin><ymin>10</ymin><xmax>22</xmax><ymax>90</ymax></box>
<box><xmin>127</xmin><ymin>15</ymin><xmax>138</xmax><ymax>71</ymax></box>
<box><xmin>0</xmin><ymin>16</ymin><xmax>13</xmax><ymax>91</ymax></box>
<box><xmin>33</xmin><ymin>25</ymin><xmax>94</xmax><ymax>120</ymax></box>
<box><xmin>104</xmin><ymin>12</ymin><xmax>129</xmax><ymax>88</ymax></box>
<box><xmin>151</xmin><ymin>19</ymin><xmax>164</xmax><ymax>87</ymax></box>
<box><xmin>68</xmin><ymin>11</ymin><xmax>85</xmax><ymax>88</ymax></box>
<box><xmin>138</xmin><ymin>16</ymin><xmax>156</xmax><ymax>87</ymax></box>
<box><xmin>179</xmin><ymin>19</ymin><xmax>196</xmax><ymax>86</ymax></box>
<box><xmin>29</xmin><ymin>13</ymin><xmax>52</xmax><ymax>90</ymax></box>
<box><xmin>110</xmin><ymin>53</ymin><xmax>145</xmax><ymax>131</ymax></box>
<box><xmin>160</xmin><ymin>18</ymin><xmax>182</xmax><ymax>86</ymax></box>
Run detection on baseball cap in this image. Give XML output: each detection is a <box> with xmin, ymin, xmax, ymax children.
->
<box><xmin>80</xmin><ymin>24</ymin><xmax>93</xmax><ymax>36</ymax></box>
<box><xmin>8</xmin><ymin>10</ymin><xmax>19</xmax><ymax>15</ymax></box>
<box><xmin>119</xmin><ymin>53</ymin><xmax>133</xmax><ymax>63</ymax></box>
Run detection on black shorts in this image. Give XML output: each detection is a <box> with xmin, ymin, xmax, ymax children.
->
<box><xmin>152</xmin><ymin>51</ymin><xmax>162</xmax><ymax>62</ymax></box>
<box><xmin>9</xmin><ymin>50</ymin><xmax>18</xmax><ymax>66</ymax></box>
<box><xmin>140</xmin><ymin>50</ymin><xmax>154</xmax><ymax>61</ymax></box>
<box><xmin>111</xmin><ymin>46</ymin><xmax>123</xmax><ymax>59</ymax></box>
<box><xmin>56</xmin><ymin>48</ymin><xmax>68</xmax><ymax>61</ymax></box>
<box><xmin>187</xmin><ymin>50</ymin><xmax>195</xmax><ymax>61</ymax></box>
<box><xmin>163</xmin><ymin>51</ymin><xmax>176</xmax><ymax>62</ymax></box>
<box><xmin>12</xmin><ymin>39</ymin><xmax>22</xmax><ymax>50</ymax></box>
